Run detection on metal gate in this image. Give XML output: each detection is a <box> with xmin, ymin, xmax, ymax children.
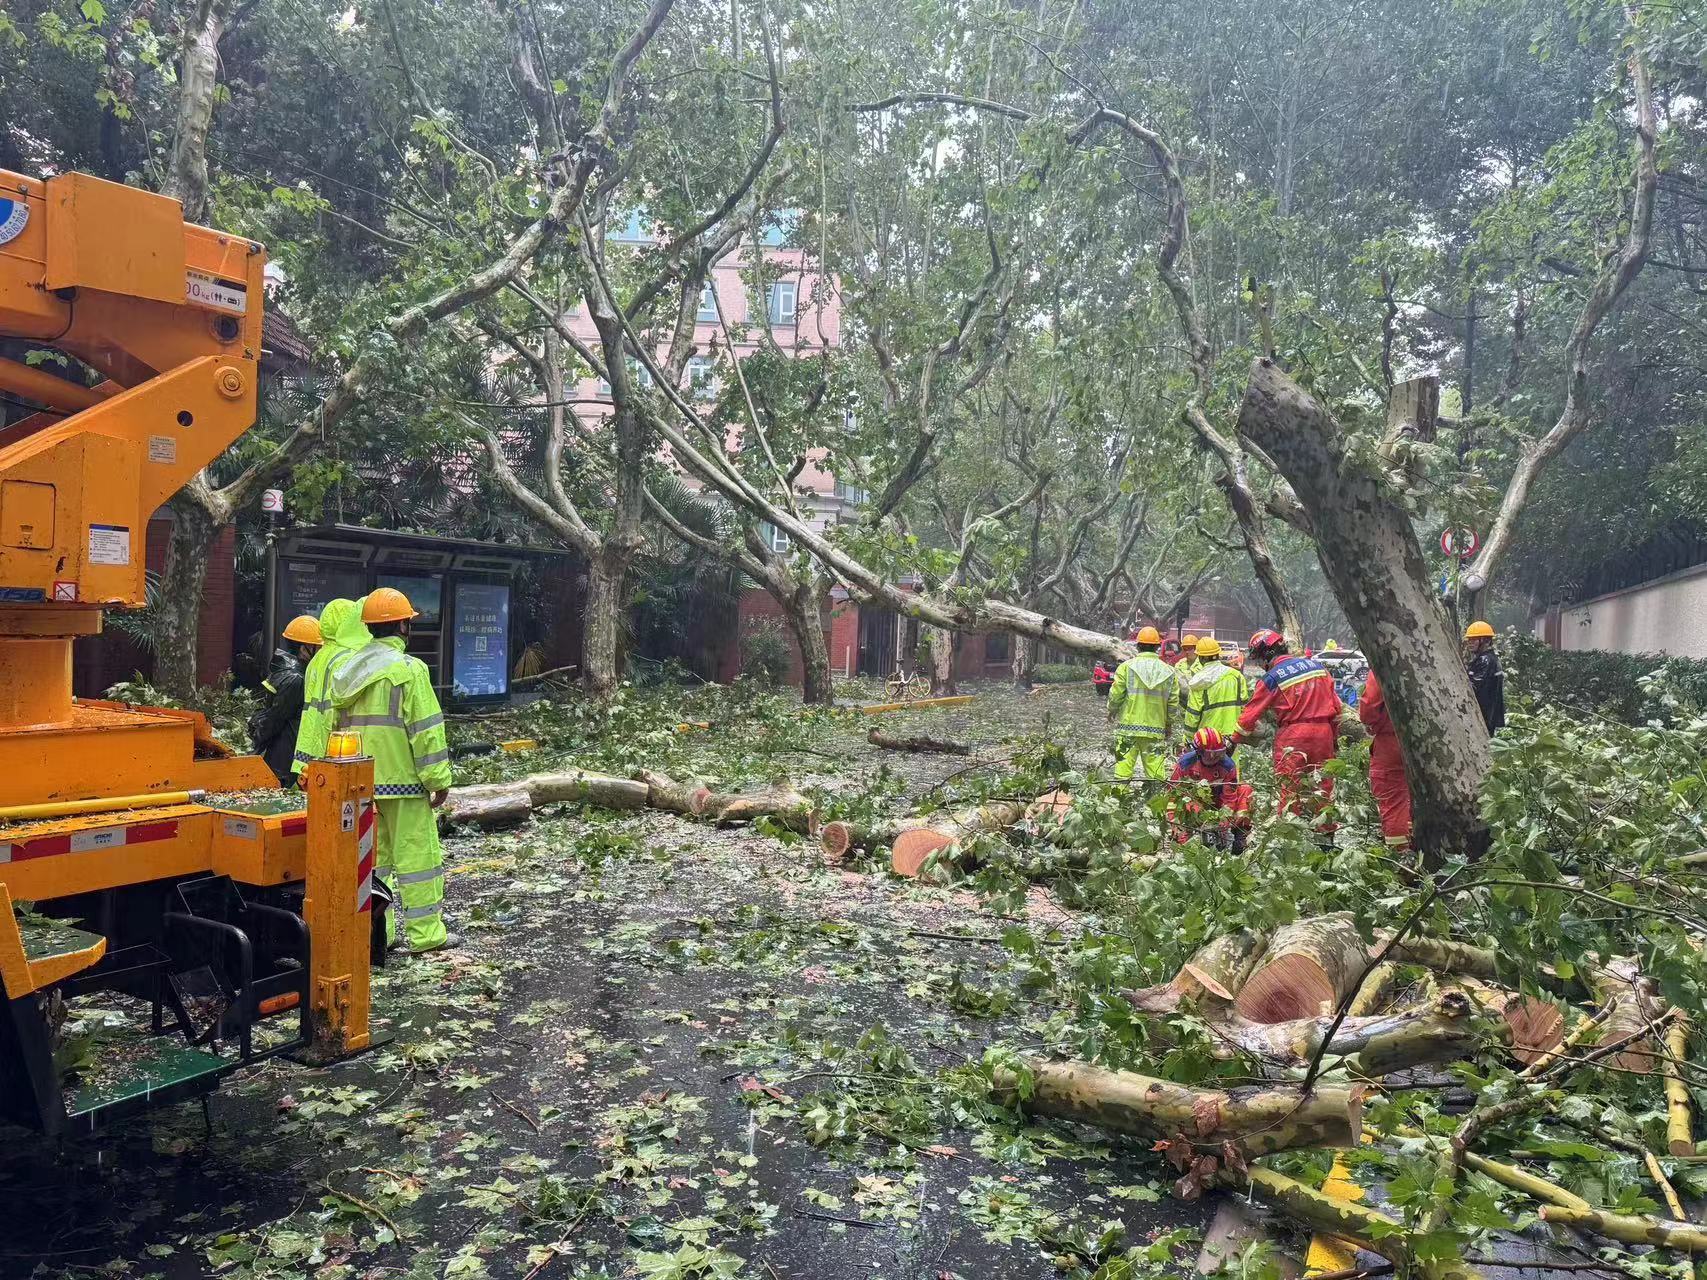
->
<box><xmin>857</xmin><ymin>607</ymin><xmax>898</xmax><ymax>677</ymax></box>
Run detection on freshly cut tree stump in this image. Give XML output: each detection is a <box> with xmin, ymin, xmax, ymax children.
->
<box><xmin>1233</xmin><ymin>913</ymin><xmax>1369</xmax><ymax>1022</ymax></box>
<box><xmin>438</xmin><ymin>784</ymin><xmax>532</xmax><ymax>831</ymax></box>
<box><xmin>993</xmin><ymin>1058</ymin><xmax>1365</xmax><ymax>1158</ymax></box>
<box><xmin>866</xmin><ymin>728</ymin><xmax>972</xmax><ymax>755</ymax></box>
<box><xmin>1123</xmin><ymin>930</ymin><xmax>1272</xmax><ymax>1014</ymax></box>
<box><xmin>890</xmin><ymin>798</ymin><xmax>1029</xmax><ymax>877</ymax></box>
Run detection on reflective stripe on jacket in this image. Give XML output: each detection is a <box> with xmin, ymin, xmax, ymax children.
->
<box><xmin>328</xmin><ymin>635</ymin><xmax>453</xmax><ymax>794</ymax></box>
<box><xmin>1184</xmin><ymin>661</ymin><xmax>1250</xmax><ymax>737</ymax></box>
<box><xmin>1108</xmin><ymin>652</ymin><xmax>1179</xmax><ymax>739</ymax></box>
<box><xmin>1237</xmin><ymin>655</ymin><xmax>1342</xmax><ymax>737</ymax></box>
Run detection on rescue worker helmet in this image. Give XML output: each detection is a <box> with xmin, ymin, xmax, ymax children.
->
<box><xmin>1248</xmin><ymin>628</ymin><xmax>1286</xmax><ymax>657</ymax></box>
<box><xmin>1134</xmin><ymin>626</ymin><xmax>1162</xmax><ymax>646</ymax></box>
<box><xmin>1195</xmin><ymin>636</ymin><xmax>1221</xmax><ymax>659</ymax></box>
<box><xmin>362</xmin><ymin>587</ymin><xmax>419</xmax><ymax>624</ymax></box>
<box><xmin>1465</xmin><ymin>620</ymin><xmax>1495</xmax><ymax>640</ymax></box>
<box><xmin>1192</xmin><ymin>727</ymin><xmax>1226</xmax><ymax>753</ymax></box>
<box><xmin>282</xmin><ymin>615</ymin><xmax>323</xmax><ymax>645</ymax></box>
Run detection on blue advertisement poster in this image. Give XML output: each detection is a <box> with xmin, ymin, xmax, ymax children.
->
<box><xmin>451</xmin><ymin>583</ymin><xmax>510</xmax><ymax>698</ymax></box>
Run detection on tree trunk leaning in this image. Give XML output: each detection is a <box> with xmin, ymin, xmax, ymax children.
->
<box><xmin>1232</xmin><ymin>912</ymin><xmax>1369</xmax><ymax>1022</ymax></box>
<box><xmin>994</xmin><ymin>1058</ymin><xmax>1364</xmax><ymax>1158</ymax></box>
<box><xmin>1236</xmin><ymin>361</ymin><xmax>1493</xmax><ymax>865</ymax></box>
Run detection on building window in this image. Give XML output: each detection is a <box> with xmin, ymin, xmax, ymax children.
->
<box><xmin>833</xmin><ymin>477</ymin><xmax>868</xmax><ymax>505</ymax></box>
<box><xmin>697</xmin><ymin>283</ymin><xmax>719</xmax><ymax>324</ymax></box>
<box><xmin>687</xmin><ymin>356</ymin><xmax>717</xmax><ymax>401</ymax></box>
<box><xmin>768</xmin><ymin>279</ymin><xmax>798</xmax><ymax>326</ymax></box>
<box><xmin>596</xmin><ymin>356</ymin><xmax>653</xmax><ymax>397</ymax></box>
<box><xmin>760</xmin><ymin>209</ymin><xmax>802</xmax><ymax>247</ymax></box>
<box><xmin>984</xmin><ymin>632</ymin><xmax>1010</xmax><ymax>663</ymax></box>
<box><xmin>611</xmin><ymin>208</ymin><xmax>654</xmax><ymax>243</ymax></box>
<box><xmin>759</xmin><ymin>521</ymin><xmax>791</xmax><ymax>553</ymax></box>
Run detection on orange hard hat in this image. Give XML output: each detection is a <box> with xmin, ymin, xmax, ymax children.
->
<box><xmin>1135</xmin><ymin>625</ymin><xmax>1162</xmax><ymax>645</ymax></box>
<box><xmin>1465</xmin><ymin>620</ymin><xmax>1495</xmax><ymax>640</ymax></box>
<box><xmin>282</xmin><ymin>615</ymin><xmax>323</xmax><ymax>645</ymax></box>
<box><xmin>362</xmin><ymin>587</ymin><xmax>418</xmax><ymax>624</ymax></box>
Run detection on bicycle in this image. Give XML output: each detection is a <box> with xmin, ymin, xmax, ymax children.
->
<box><xmin>883</xmin><ymin>666</ymin><xmax>930</xmax><ymax>704</ymax></box>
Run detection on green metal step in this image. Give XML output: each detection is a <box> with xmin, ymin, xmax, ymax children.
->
<box><xmin>65</xmin><ymin>1038</ymin><xmax>228</xmax><ymax>1122</ymax></box>
<box><xmin>19</xmin><ymin>917</ymin><xmax>103</xmax><ymax>965</ymax></box>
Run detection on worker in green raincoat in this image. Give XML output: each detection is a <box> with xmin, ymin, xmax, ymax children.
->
<box><xmin>1107</xmin><ymin>626</ymin><xmax>1180</xmax><ymax>781</ymax></box>
<box><xmin>1182</xmin><ymin>636</ymin><xmax>1251</xmax><ymax>741</ymax></box>
<box><xmin>293</xmin><ymin>598</ymin><xmax>372</xmax><ymax>780</ymax></box>
<box><xmin>328</xmin><ymin>587</ymin><xmax>453</xmax><ymax>954</ymax></box>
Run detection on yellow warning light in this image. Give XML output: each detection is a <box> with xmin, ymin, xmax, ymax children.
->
<box><xmin>326</xmin><ymin>730</ymin><xmax>363</xmax><ymax>759</ymax></box>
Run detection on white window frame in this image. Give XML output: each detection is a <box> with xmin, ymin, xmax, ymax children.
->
<box><xmin>768</xmin><ymin>279</ymin><xmax>798</xmax><ymax>326</ymax></box>
<box><xmin>687</xmin><ymin>357</ymin><xmax>717</xmax><ymax>401</ymax></box>
<box><xmin>697</xmin><ymin>283</ymin><xmax>719</xmax><ymax>324</ymax></box>
<box><xmin>760</xmin><ymin>521</ymin><xmax>792</xmax><ymax>554</ymax></box>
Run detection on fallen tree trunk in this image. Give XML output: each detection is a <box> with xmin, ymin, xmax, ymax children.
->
<box><xmin>1233</xmin><ymin>913</ymin><xmax>1369</xmax><ymax>1022</ymax></box>
<box><xmin>1204</xmin><ymin>990</ymin><xmax>1506</xmax><ymax>1075</ymax></box>
<box><xmin>1595</xmin><ymin>957</ymin><xmax>1666</xmax><ymax>1074</ymax></box>
<box><xmin>1665</xmin><ymin>1020</ymin><xmax>1694</xmax><ymax>1157</ymax></box>
<box><xmin>1540</xmin><ymin>1206</ymin><xmax>1707</xmax><ymax>1253</ymax></box>
<box><xmin>526</xmin><ymin>770</ymin><xmax>650</xmax><ymax>810</ymax></box>
<box><xmin>866</xmin><ymin>728</ymin><xmax>971</xmax><ymax>755</ymax></box>
<box><xmin>696</xmin><ymin>784</ymin><xmax>815</xmax><ymax>832</ymax></box>
<box><xmin>634</xmin><ymin>768</ymin><xmax>712</xmax><ymax>817</ymax></box>
<box><xmin>437</xmin><ymin>783</ymin><xmax>533</xmax><ymax>831</ymax></box>
<box><xmin>819</xmin><ymin>818</ymin><xmax>909</xmax><ymax>862</ymax></box>
<box><xmin>890</xmin><ymin>796</ymin><xmax>1030</xmax><ymax>877</ymax></box>
<box><xmin>993</xmin><ymin>1058</ymin><xmax>1365</xmax><ymax>1159</ymax></box>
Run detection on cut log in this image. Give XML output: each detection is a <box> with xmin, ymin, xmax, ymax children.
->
<box><xmin>993</xmin><ymin>1058</ymin><xmax>1366</xmax><ymax>1158</ymax></box>
<box><xmin>1665</xmin><ymin>1020</ymin><xmax>1694</xmax><ymax>1157</ymax></box>
<box><xmin>1204</xmin><ymin>989</ymin><xmax>1507</xmax><ymax>1075</ymax></box>
<box><xmin>865</xmin><ymin>728</ymin><xmax>971</xmax><ymax>755</ymax></box>
<box><xmin>525</xmin><ymin>770</ymin><xmax>650</xmax><ymax>810</ymax></box>
<box><xmin>1594</xmin><ymin>957</ymin><xmax>1666</xmax><ymax>1074</ymax></box>
<box><xmin>1122</xmin><ymin>930</ymin><xmax>1271</xmax><ymax>1015</ymax></box>
<box><xmin>890</xmin><ymin>797</ymin><xmax>1029</xmax><ymax>878</ymax></box>
<box><xmin>1539</xmin><ymin>1206</ymin><xmax>1707</xmax><ymax>1253</ymax></box>
<box><xmin>1023</xmin><ymin>789</ymin><xmax>1074</xmax><ymax>826</ymax></box>
<box><xmin>1374</xmin><ymin>933</ymin><xmax>1500</xmax><ymax>980</ymax></box>
<box><xmin>696</xmin><ymin>785</ymin><xmax>815</xmax><ymax>833</ymax></box>
<box><xmin>1443</xmin><ymin>978</ymin><xmax>1566</xmax><ymax>1067</ymax></box>
<box><xmin>438</xmin><ymin>784</ymin><xmax>532</xmax><ymax>831</ymax></box>
<box><xmin>634</xmin><ymin>768</ymin><xmax>713</xmax><ymax>817</ymax></box>
<box><xmin>1233</xmin><ymin>913</ymin><xmax>1369</xmax><ymax>1023</ymax></box>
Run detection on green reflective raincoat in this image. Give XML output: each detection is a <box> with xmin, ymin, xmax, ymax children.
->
<box><xmin>1183</xmin><ymin>660</ymin><xmax>1251</xmax><ymax>739</ymax></box>
<box><xmin>292</xmin><ymin>599</ymin><xmax>372</xmax><ymax>777</ymax></box>
<box><xmin>328</xmin><ymin>633</ymin><xmax>452</xmax><ymax>952</ymax></box>
<box><xmin>1107</xmin><ymin>651</ymin><xmax>1179</xmax><ymax>780</ymax></box>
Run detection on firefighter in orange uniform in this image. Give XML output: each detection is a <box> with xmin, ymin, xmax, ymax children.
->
<box><xmin>1358</xmin><ymin>668</ymin><xmax>1411</xmax><ymax>850</ymax></box>
<box><xmin>1235</xmin><ymin>629</ymin><xmax>1344</xmax><ymax>834</ymax></box>
<box><xmin>1168</xmin><ymin>728</ymin><xmax>1253</xmax><ymax>853</ymax></box>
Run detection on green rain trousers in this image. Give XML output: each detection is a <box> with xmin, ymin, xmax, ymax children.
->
<box><xmin>328</xmin><ymin>634</ymin><xmax>453</xmax><ymax>952</ymax></box>
<box><xmin>293</xmin><ymin>599</ymin><xmax>372</xmax><ymax>778</ymax></box>
<box><xmin>1183</xmin><ymin>660</ymin><xmax>1251</xmax><ymax>739</ymax></box>
<box><xmin>1107</xmin><ymin>652</ymin><xmax>1179</xmax><ymax>781</ymax></box>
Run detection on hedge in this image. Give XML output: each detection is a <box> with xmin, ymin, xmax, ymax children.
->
<box><xmin>1505</xmin><ymin>633</ymin><xmax>1707</xmax><ymax>725</ymax></box>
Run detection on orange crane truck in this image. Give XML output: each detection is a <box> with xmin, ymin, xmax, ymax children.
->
<box><xmin>0</xmin><ymin>170</ymin><xmax>382</xmax><ymax>1136</ymax></box>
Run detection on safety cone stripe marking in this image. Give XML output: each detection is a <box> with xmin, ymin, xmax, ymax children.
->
<box><xmin>0</xmin><ymin>819</ymin><xmax>179</xmax><ymax>864</ymax></box>
<box><xmin>355</xmin><ymin>800</ymin><xmax>375</xmax><ymax>914</ymax></box>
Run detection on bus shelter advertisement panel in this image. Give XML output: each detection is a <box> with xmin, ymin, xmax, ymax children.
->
<box><xmin>452</xmin><ymin>583</ymin><xmax>510</xmax><ymax>698</ymax></box>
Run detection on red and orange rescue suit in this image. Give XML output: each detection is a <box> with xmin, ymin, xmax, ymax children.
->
<box><xmin>1168</xmin><ymin>749</ymin><xmax>1253</xmax><ymax>851</ymax></box>
<box><xmin>1358</xmin><ymin>670</ymin><xmax>1411</xmax><ymax>849</ymax></box>
<box><xmin>1237</xmin><ymin>654</ymin><xmax>1343</xmax><ymax>828</ymax></box>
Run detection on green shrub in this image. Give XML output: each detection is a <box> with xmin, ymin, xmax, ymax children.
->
<box><xmin>1505</xmin><ymin>633</ymin><xmax>1707</xmax><ymax>725</ymax></box>
<box><xmin>739</xmin><ymin>620</ymin><xmax>793</xmax><ymax>688</ymax></box>
<box><xmin>1032</xmin><ymin>662</ymin><xmax>1089</xmax><ymax>684</ymax></box>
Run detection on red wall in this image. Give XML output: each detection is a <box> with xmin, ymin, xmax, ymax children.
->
<box><xmin>718</xmin><ymin>587</ymin><xmax>838</xmax><ymax>687</ymax></box>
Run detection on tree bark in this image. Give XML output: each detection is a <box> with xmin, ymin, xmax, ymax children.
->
<box><xmin>1232</xmin><ymin>912</ymin><xmax>1370</xmax><ymax>1023</ymax></box>
<box><xmin>926</xmin><ymin>625</ymin><xmax>957</xmax><ymax>696</ymax></box>
<box><xmin>1010</xmin><ymin>632</ymin><xmax>1035</xmax><ymax>689</ymax></box>
<box><xmin>154</xmin><ymin>498</ymin><xmax>221</xmax><ymax>697</ymax></box>
<box><xmin>1538</xmin><ymin>1207</ymin><xmax>1707</xmax><ymax>1253</ymax></box>
<box><xmin>161</xmin><ymin>0</ymin><xmax>228</xmax><ymax>225</ymax></box>
<box><xmin>866</xmin><ymin>728</ymin><xmax>971</xmax><ymax>755</ymax></box>
<box><xmin>890</xmin><ymin>797</ymin><xmax>1030</xmax><ymax>877</ymax></box>
<box><xmin>1237</xmin><ymin>360</ymin><xmax>1491</xmax><ymax>863</ymax></box>
<box><xmin>581</xmin><ymin>549</ymin><xmax>627</xmax><ymax>698</ymax></box>
<box><xmin>779</xmin><ymin>577</ymin><xmax>834</xmax><ymax>707</ymax></box>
